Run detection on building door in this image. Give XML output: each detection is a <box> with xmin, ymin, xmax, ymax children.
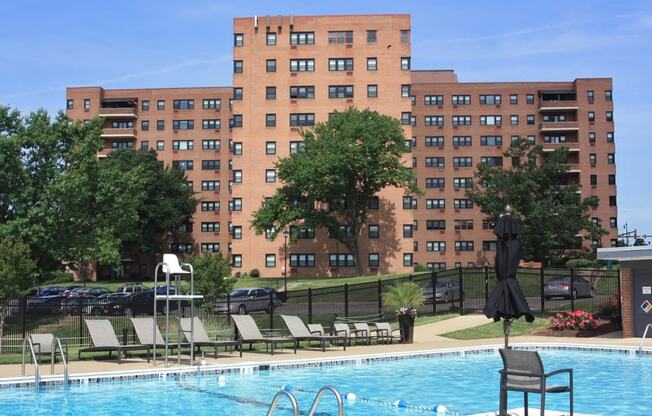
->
<box><xmin>632</xmin><ymin>269</ymin><xmax>652</xmax><ymax>337</ymax></box>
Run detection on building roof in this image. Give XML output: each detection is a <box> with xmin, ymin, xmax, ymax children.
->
<box><xmin>597</xmin><ymin>246</ymin><xmax>652</xmax><ymax>262</ymax></box>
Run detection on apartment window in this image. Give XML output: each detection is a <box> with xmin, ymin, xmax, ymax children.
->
<box><xmin>400</xmin><ymin>112</ymin><xmax>411</xmax><ymax>125</ymax></box>
<box><xmin>368</xmin><ymin>253</ymin><xmax>380</xmax><ymax>268</ymax></box>
<box><xmin>290</xmin><ymin>253</ymin><xmax>316</xmax><ymax>267</ymax></box>
<box><xmin>608</xmin><ymin>174</ymin><xmax>616</xmax><ymax>185</ymax></box>
<box><xmin>328</xmin><ymin>31</ymin><xmax>353</xmax><ymax>44</ymax></box>
<box><xmin>425</xmin><ymin>116</ymin><xmax>444</xmax><ymax>126</ymax></box>
<box><xmin>266</xmin><ymin>32</ymin><xmax>277</xmax><ymax>45</ymax></box>
<box><xmin>589</xmin><ymin>153</ymin><xmax>597</xmax><ymax>165</ymax></box>
<box><xmin>400</xmin><ymin>57</ymin><xmax>411</xmax><ymax>70</ymax></box>
<box><xmin>606</xmin><ymin>111</ymin><xmax>613</xmax><ymax>122</ymax></box>
<box><xmin>425</xmin><ymin>177</ymin><xmax>445</xmax><ymax>189</ymax></box>
<box><xmin>426</xmin><ymin>220</ymin><xmax>446</xmax><ymax>230</ymax></box>
<box><xmin>231</xmin><ymin>115</ymin><xmax>243</xmax><ymax>128</ymax></box>
<box><xmin>231</xmin><ymin>254</ymin><xmax>242</xmax><ymax>268</ymax></box>
<box><xmin>141</xmin><ymin>120</ymin><xmax>149</xmax><ymax>131</ymax></box>
<box><xmin>453</xmin><ymin>177</ymin><xmax>473</xmax><ymax>189</ymax></box>
<box><xmin>201</xmin><ymin>201</ymin><xmax>220</xmax><ymax>212</ymax></box>
<box><xmin>173</xmin><ymin>120</ymin><xmax>194</xmax><ymax>130</ymax></box>
<box><xmin>510</xmin><ymin>115</ymin><xmax>519</xmax><ymax>125</ymax></box>
<box><xmin>201</xmin><ymin>243</ymin><xmax>220</xmax><ymax>253</ymax></box>
<box><xmin>367</xmin><ymin>30</ymin><xmax>377</xmax><ymax>43</ymax></box>
<box><xmin>451</xmin><ymin>136</ymin><xmax>471</xmax><ymax>147</ymax></box>
<box><xmin>480</xmin><ymin>115</ymin><xmax>502</xmax><ymax>125</ymax></box>
<box><xmin>607</xmin><ymin>153</ymin><xmax>615</xmax><ymax>164</ymax></box>
<box><xmin>290</xmin><ymin>141</ymin><xmax>303</xmax><ymax>154</ymax></box>
<box><xmin>481</xmin><ymin>219</ymin><xmax>496</xmax><ymax>230</ymax></box>
<box><xmin>609</xmin><ymin>196</ymin><xmax>617</xmax><ymax>206</ymax></box>
<box><xmin>368</xmin><ymin>224</ymin><xmax>380</xmax><ymax>239</ymax></box>
<box><xmin>453</xmin><ymin>157</ymin><xmax>473</xmax><ymax>168</ymax></box>
<box><xmin>266</xmin><ymin>86</ymin><xmax>276</xmax><ymax>100</ymax></box>
<box><xmin>452</xmin><ymin>95</ymin><xmax>471</xmax><ymax>105</ymax></box>
<box><xmin>290</xmin><ymin>113</ymin><xmax>315</xmax><ymax>126</ymax></box>
<box><xmin>483</xmin><ymin>241</ymin><xmax>497</xmax><ymax>251</ymax></box>
<box><xmin>403</xmin><ymin>253</ymin><xmax>413</xmax><ymax>267</ymax></box>
<box><xmin>403</xmin><ymin>196</ymin><xmax>417</xmax><ymax>209</ymax></box>
<box><xmin>328</xmin><ymin>253</ymin><xmax>354</xmax><ymax>268</ymax></box>
<box><xmin>290</xmin><ymin>226</ymin><xmax>315</xmax><ymax>240</ymax></box>
<box><xmin>588</xmin><ymin>132</ymin><xmax>596</xmax><ymax>143</ymax></box>
<box><xmin>526</xmin><ymin>94</ymin><xmax>535</xmax><ymax>104</ymax></box>
<box><xmin>290</xmin><ymin>59</ymin><xmax>315</xmax><ymax>72</ymax></box>
<box><xmin>140</xmin><ymin>140</ymin><xmax>149</xmax><ymax>150</ymax></box>
<box><xmin>201</xmin><ymin>222</ymin><xmax>220</xmax><ymax>233</ymax></box>
<box><xmin>510</xmin><ymin>94</ymin><xmax>518</xmax><ymax>104</ymax></box>
<box><xmin>154</xmin><ymin>100</ymin><xmax>163</xmax><ymax>110</ymax></box>
<box><xmin>426</xmin><ymin>199</ymin><xmax>445</xmax><ymax>209</ymax></box>
<box><xmin>171</xmin><ymin>243</ymin><xmax>193</xmax><ymax>254</ymax></box>
<box><xmin>172</xmin><ymin>160</ymin><xmax>193</xmax><ymax>171</ymax></box>
<box><xmin>141</xmin><ymin>100</ymin><xmax>149</xmax><ymax>111</ymax></box>
<box><xmin>66</xmin><ymin>99</ymin><xmax>73</xmax><ymax>109</ymax></box>
<box><xmin>172</xmin><ymin>140</ymin><xmax>194</xmax><ymax>150</ymax></box>
<box><xmin>605</xmin><ymin>90</ymin><xmax>613</xmax><ymax>101</ymax></box>
<box><xmin>232</xmin><ymin>88</ymin><xmax>243</xmax><ymax>100</ymax></box>
<box><xmin>452</xmin><ymin>115</ymin><xmax>472</xmax><ymax>126</ymax></box>
<box><xmin>366</xmin><ymin>57</ymin><xmax>377</xmax><ymax>71</ymax></box>
<box><xmin>424</xmin><ymin>95</ymin><xmax>444</xmax><ymax>105</ymax></box>
<box><xmin>156</xmin><ymin>140</ymin><xmax>165</xmax><ymax>150</ymax></box>
<box><xmin>426</xmin><ymin>241</ymin><xmax>446</xmax><ymax>252</ymax></box>
<box><xmin>367</xmin><ymin>84</ymin><xmax>378</xmax><ymax>98</ymax></box>
<box><xmin>111</xmin><ymin>120</ymin><xmax>133</xmax><ymax>129</ymax></box>
<box><xmin>202</xmin><ymin>139</ymin><xmax>220</xmax><ymax>150</ymax></box>
<box><xmin>588</xmin><ymin>111</ymin><xmax>595</xmax><ymax>122</ymax></box>
<box><xmin>480</xmin><ymin>95</ymin><xmax>501</xmax><ymax>105</ymax></box>
<box><xmin>481</xmin><ymin>156</ymin><xmax>503</xmax><ymax>167</ymax></box>
<box><xmin>590</xmin><ymin>175</ymin><xmax>598</xmax><ymax>186</ymax></box>
<box><xmin>481</xmin><ymin>136</ymin><xmax>503</xmax><ymax>146</ymax></box>
<box><xmin>454</xmin><ymin>199</ymin><xmax>473</xmax><ymax>209</ymax></box>
<box><xmin>401</xmin><ymin>30</ymin><xmax>410</xmax><ymax>43</ymax></box>
<box><xmin>229</xmin><ymin>198</ymin><xmax>242</xmax><ymax>212</ymax></box>
<box><xmin>527</xmin><ymin>114</ymin><xmax>535</xmax><ymax>125</ymax></box>
<box><xmin>201</xmin><ymin>180</ymin><xmax>220</xmax><ymax>191</ymax></box>
<box><xmin>83</xmin><ymin>99</ymin><xmax>91</xmax><ymax>109</ymax></box>
<box><xmin>401</xmin><ymin>85</ymin><xmax>411</xmax><ymax>98</ymax></box>
<box><xmin>202</xmin><ymin>160</ymin><xmax>220</xmax><ymax>170</ymax></box>
<box><xmin>156</xmin><ymin>120</ymin><xmax>165</xmax><ymax>130</ymax></box>
<box><xmin>233</xmin><ymin>60</ymin><xmax>243</xmax><ymax>73</ymax></box>
<box><xmin>262</xmin><ymin>59</ymin><xmax>276</xmax><ymax>73</ymax></box>
<box><xmin>329</xmin><ymin>85</ymin><xmax>354</xmax><ymax>99</ymax></box>
<box><xmin>265</xmin><ymin>169</ymin><xmax>276</xmax><ymax>183</ymax></box>
<box><xmin>265</xmin><ymin>113</ymin><xmax>276</xmax><ymax>127</ymax></box>
<box><xmin>111</xmin><ymin>141</ymin><xmax>133</xmax><ymax>149</ymax></box>
<box><xmin>455</xmin><ymin>241</ymin><xmax>474</xmax><ymax>251</ymax></box>
<box><xmin>173</xmin><ymin>99</ymin><xmax>194</xmax><ymax>110</ymax></box>
<box><xmin>329</xmin><ymin>58</ymin><xmax>353</xmax><ymax>71</ymax></box>
<box><xmin>544</xmin><ymin>135</ymin><xmax>567</xmax><ymax>144</ymax></box>
<box><xmin>424</xmin><ymin>157</ymin><xmax>445</xmax><ymax>168</ymax></box>
<box><xmin>606</xmin><ymin>132</ymin><xmax>614</xmax><ymax>143</ymax></box>
<box><xmin>587</xmin><ymin>90</ymin><xmax>595</xmax><ymax>102</ymax></box>
<box><xmin>425</xmin><ymin>136</ymin><xmax>444</xmax><ymax>147</ymax></box>
<box><xmin>201</xmin><ymin>119</ymin><xmax>219</xmax><ymax>130</ymax></box>
<box><xmin>290</xmin><ymin>32</ymin><xmax>314</xmax><ymax>45</ymax></box>
<box><xmin>265</xmin><ymin>141</ymin><xmax>276</xmax><ymax>155</ymax></box>
<box><xmin>203</xmin><ymin>99</ymin><xmax>221</xmax><ymax>109</ymax></box>
<box><xmin>289</xmin><ymin>86</ymin><xmax>315</xmax><ymax>99</ymax></box>
<box><xmin>234</xmin><ymin>33</ymin><xmax>243</xmax><ymax>46</ymax></box>
<box><xmin>231</xmin><ymin>169</ymin><xmax>242</xmax><ymax>183</ymax></box>
<box><xmin>610</xmin><ymin>217</ymin><xmax>618</xmax><ymax>228</ymax></box>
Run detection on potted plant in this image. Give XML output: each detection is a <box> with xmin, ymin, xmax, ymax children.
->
<box><xmin>383</xmin><ymin>282</ymin><xmax>425</xmax><ymax>343</ymax></box>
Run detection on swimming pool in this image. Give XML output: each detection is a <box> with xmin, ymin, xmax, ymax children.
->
<box><xmin>1</xmin><ymin>347</ymin><xmax>650</xmax><ymax>415</ymax></box>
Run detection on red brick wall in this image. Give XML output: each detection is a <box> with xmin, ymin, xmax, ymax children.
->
<box><xmin>621</xmin><ymin>268</ymin><xmax>632</xmax><ymax>337</ymax></box>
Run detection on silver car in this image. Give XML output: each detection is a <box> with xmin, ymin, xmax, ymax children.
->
<box><xmin>214</xmin><ymin>288</ymin><xmax>281</xmax><ymax>315</ymax></box>
<box><xmin>423</xmin><ymin>279</ymin><xmax>462</xmax><ymax>303</ymax></box>
<box><xmin>544</xmin><ymin>276</ymin><xmax>594</xmax><ymax>300</ymax></box>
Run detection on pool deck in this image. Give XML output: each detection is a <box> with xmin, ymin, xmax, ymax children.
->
<box><xmin>0</xmin><ymin>314</ymin><xmax>643</xmax><ymax>380</ymax></box>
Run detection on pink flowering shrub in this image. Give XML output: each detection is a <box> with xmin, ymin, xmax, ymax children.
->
<box><xmin>599</xmin><ymin>292</ymin><xmax>621</xmax><ymax>322</ymax></box>
<box><xmin>549</xmin><ymin>310</ymin><xmax>596</xmax><ymax>332</ymax></box>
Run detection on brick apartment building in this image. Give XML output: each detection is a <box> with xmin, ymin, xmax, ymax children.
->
<box><xmin>66</xmin><ymin>13</ymin><xmax>617</xmax><ymax>279</ymax></box>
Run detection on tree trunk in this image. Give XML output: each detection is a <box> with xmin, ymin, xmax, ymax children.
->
<box><xmin>349</xmin><ymin>241</ymin><xmax>364</xmax><ymax>277</ymax></box>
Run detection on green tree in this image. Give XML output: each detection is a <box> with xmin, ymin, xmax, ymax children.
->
<box><xmin>251</xmin><ymin>107</ymin><xmax>418</xmax><ymax>276</ymax></box>
<box><xmin>186</xmin><ymin>253</ymin><xmax>233</xmax><ymax>308</ymax></box>
<box><xmin>0</xmin><ymin>239</ymin><xmax>37</xmax><ymax>353</ymax></box>
<box><xmin>466</xmin><ymin>138</ymin><xmax>606</xmax><ymax>263</ymax></box>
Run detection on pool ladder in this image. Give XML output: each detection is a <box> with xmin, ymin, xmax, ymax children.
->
<box><xmin>21</xmin><ymin>336</ymin><xmax>68</xmax><ymax>388</ymax></box>
<box><xmin>266</xmin><ymin>385</ymin><xmax>344</xmax><ymax>416</ymax></box>
<box><xmin>640</xmin><ymin>323</ymin><xmax>652</xmax><ymax>352</ymax></box>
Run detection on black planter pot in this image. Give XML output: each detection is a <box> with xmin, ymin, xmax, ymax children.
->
<box><xmin>398</xmin><ymin>314</ymin><xmax>415</xmax><ymax>344</ymax></box>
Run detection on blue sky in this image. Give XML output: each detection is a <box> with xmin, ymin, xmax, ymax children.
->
<box><xmin>1</xmin><ymin>0</ymin><xmax>651</xmax><ymax>242</ymax></box>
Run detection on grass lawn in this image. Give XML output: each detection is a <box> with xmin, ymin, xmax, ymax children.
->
<box><xmin>441</xmin><ymin>318</ymin><xmax>549</xmax><ymax>340</ymax></box>
<box><xmin>414</xmin><ymin>314</ymin><xmax>456</xmax><ymax>326</ymax></box>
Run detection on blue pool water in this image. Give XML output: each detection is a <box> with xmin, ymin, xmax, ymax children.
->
<box><xmin>1</xmin><ymin>349</ymin><xmax>651</xmax><ymax>415</ymax></box>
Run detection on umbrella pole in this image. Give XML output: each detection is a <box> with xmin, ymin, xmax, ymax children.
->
<box><xmin>503</xmin><ymin>319</ymin><xmax>511</xmax><ymax>349</ymax></box>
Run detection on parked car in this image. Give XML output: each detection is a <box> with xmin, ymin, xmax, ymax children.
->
<box><xmin>544</xmin><ymin>276</ymin><xmax>595</xmax><ymax>300</ymax></box>
<box><xmin>115</xmin><ymin>284</ymin><xmax>149</xmax><ymax>294</ymax></box>
<box><xmin>34</xmin><ymin>287</ymin><xmax>67</xmax><ymax>298</ymax></box>
<box><xmin>423</xmin><ymin>279</ymin><xmax>462</xmax><ymax>303</ymax></box>
<box><xmin>63</xmin><ymin>287</ymin><xmax>111</xmax><ymax>298</ymax></box>
<box><xmin>87</xmin><ymin>291</ymin><xmax>177</xmax><ymax>316</ymax></box>
<box><xmin>155</xmin><ymin>285</ymin><xmax>178</xmax><ymax>296</ymax></box>
<box><xmin>263</xmin><ymin>288</ymin><xmax>287</xmax><ymax>303</ymax></box>
<box><xmin>25</xmin><ymin>295</ymin><xmax>66</xmax><ymax>315</ymax></box>
<box><xmin>214</xmin><ymin>288</ymin><xmax>282</xmax><ymax>315</ymax></box>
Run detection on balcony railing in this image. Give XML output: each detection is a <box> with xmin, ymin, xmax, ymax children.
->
<box><xmin>100</xmin><ymin>128</ymin><xmax>137</xmax><ymax>138</ymax></box>
<box><xmin>539</xmin><ymin>121</ymin><xmax>579</xmax><ymax>132</ymax></box>
<box><xmin>98</xmin><ymin>107</ymin><xmax>137</xmax><ymax>118</ymax></box>
<box><xmin>539</xmin><ymin>100</ymin><xmax>579</xmax><ymax>111</ymax></box>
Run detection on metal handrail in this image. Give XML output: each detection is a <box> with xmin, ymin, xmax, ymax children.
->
<box><xmin>640</xmin><ymin>323</ymin><xmax>652</xmax><ymax>352</ymax></box>
<box><xmin>307</xmin><ymin>385</ymin><xmax>344</xmax><ymax>416</ymax></box>
<box><xmin>266</xmin><ymin>390</ymin><xmax>300</xmax><ymax>416</ymax></box>
<box><xmin>51</xmin><ymin>336</ymin><xmax>68</xmax><ymax>386</ymax></box>
<box><xmin>21</xmin><ymin>336</ymin><xmax>40</xmax><ymax>386</ymax></box>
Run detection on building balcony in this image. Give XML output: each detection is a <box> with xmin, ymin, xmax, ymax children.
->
<box><xmin>98</xmin><ymin>106</ymin><xmax>137</xmax><ymax>118</ymax></box>
<box><xmin>539</xmin><ymin>100</ymin><xmax>579</xmax><ymax>112</ymax></box>
<box><xmin>539</xmin><ymin>121</ymin><xmax>579</xmax><ymax>132</ymax></box>
<box><xmin>101</xmin><ymin>128</ymin><xmax>137</xmax><ymax>138</ymax></box>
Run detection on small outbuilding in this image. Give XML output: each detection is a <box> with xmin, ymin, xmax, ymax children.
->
<box><xmin>597</xmin><ymin>246</ymin><xmax>652</xmax><ymax>337</ymax></box>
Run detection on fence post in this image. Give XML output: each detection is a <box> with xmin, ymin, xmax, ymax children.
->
<box><xmin>569</xmin><ymin>267</ymin><xmax>575</xmax><ymax>311</ymax></box>
<box><xmin>540</xmin><ymin>267</ymin><xmax>545</xmax><ymax>313</ymax></box>
<box><xmin>78</xmin><ymin>297</ymin><xmax>84</xmax><ymax>345</ymax></box>
<box><xmin>226</xmin><ymin>293</ymin><xmax>231</xmax><ymax>320</ymax></box>
<box><xmin>484</xmin><ymin>266</ymin><xmax>489</xmax><ymax>306</ymax></box>
<box><xmin>617</xmin><ymin>269</ymin><xmax>621</xmax><ymax>297</ymax></box>
<box><xmin>344</xmin><ymin>283</ymin><xmax>349</xmax><ymax>317</ymax></box>
<box><xmin>432</xmin><ymin>271</ymin><xmax>437</xmax><ymax>315</ymax></box>
<box><xmin>21</xmin><ymin>297</ymin><xmax>27</xmax><ymax>340</ymax></box>
<box><xmin>308</xmin><ymin>288</ymin><xmax>313</xmax><ymax>324</ymax></box>
<box><xmin>458</xmin><ymin>267</ymin><xmax>464</xmax><ymax>315</ymax></box>
<box><xmin>409</xmin><ymin>274</ymin><xmax>413</xmax><ymax>282</ymax></box>
<box><xmin>377</xmin><ymin>280</ymin><xmax>382</xmax><ymax>316</ymax></box>
<box><xmin>269</xmin><ymin>291</ymin><xmax>274</xmax><ymax>330</ymax></box>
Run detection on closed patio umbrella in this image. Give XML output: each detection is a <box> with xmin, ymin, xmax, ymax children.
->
<box><xmin>483</xmin><ymin>207</ymin><xmax>534</xmax><ymax>349</ymax></box>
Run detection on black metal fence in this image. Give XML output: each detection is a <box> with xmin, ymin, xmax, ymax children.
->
<box><xmin>0</xmin><ymin>267</ymin><xmax>620</xmax><ymax>353</ymax></box>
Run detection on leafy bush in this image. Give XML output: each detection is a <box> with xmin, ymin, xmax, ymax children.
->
<box><xmin>186</xmin><ymin>253</ymin><xmax>233</xmax><ymax>308</ymax></box>
<box><xmin>566</xmin><ymin>258</ymin><xmax>599</xmax><ymax>269</ymax></box>
<box><xmin>40</xmin><ymin>270</ymin><xmax>74</xmax><ymax>285</ymax></box>
<box><xmin>549</xmin><ymin>310</ymin><xmax>596</xmax><ymax>332</ymax></box>
<box><xmin>250</xmin><ymin>268</ymin><xmax>260</xmax><ymax>278</ymax></box>
<box><xmin>413</xmin><ymin>263</ymin><xmax>428</xmax><ymax>272</ymax></box>
<box><xmin>599</xmin><ymin>292</ymin><xmax>621</xmax><ymax>322</ymax></box>
<box><xmin>383</xmin><ymin>282</ymin><xmax>425</xmax><ymax>317</ymax></box>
